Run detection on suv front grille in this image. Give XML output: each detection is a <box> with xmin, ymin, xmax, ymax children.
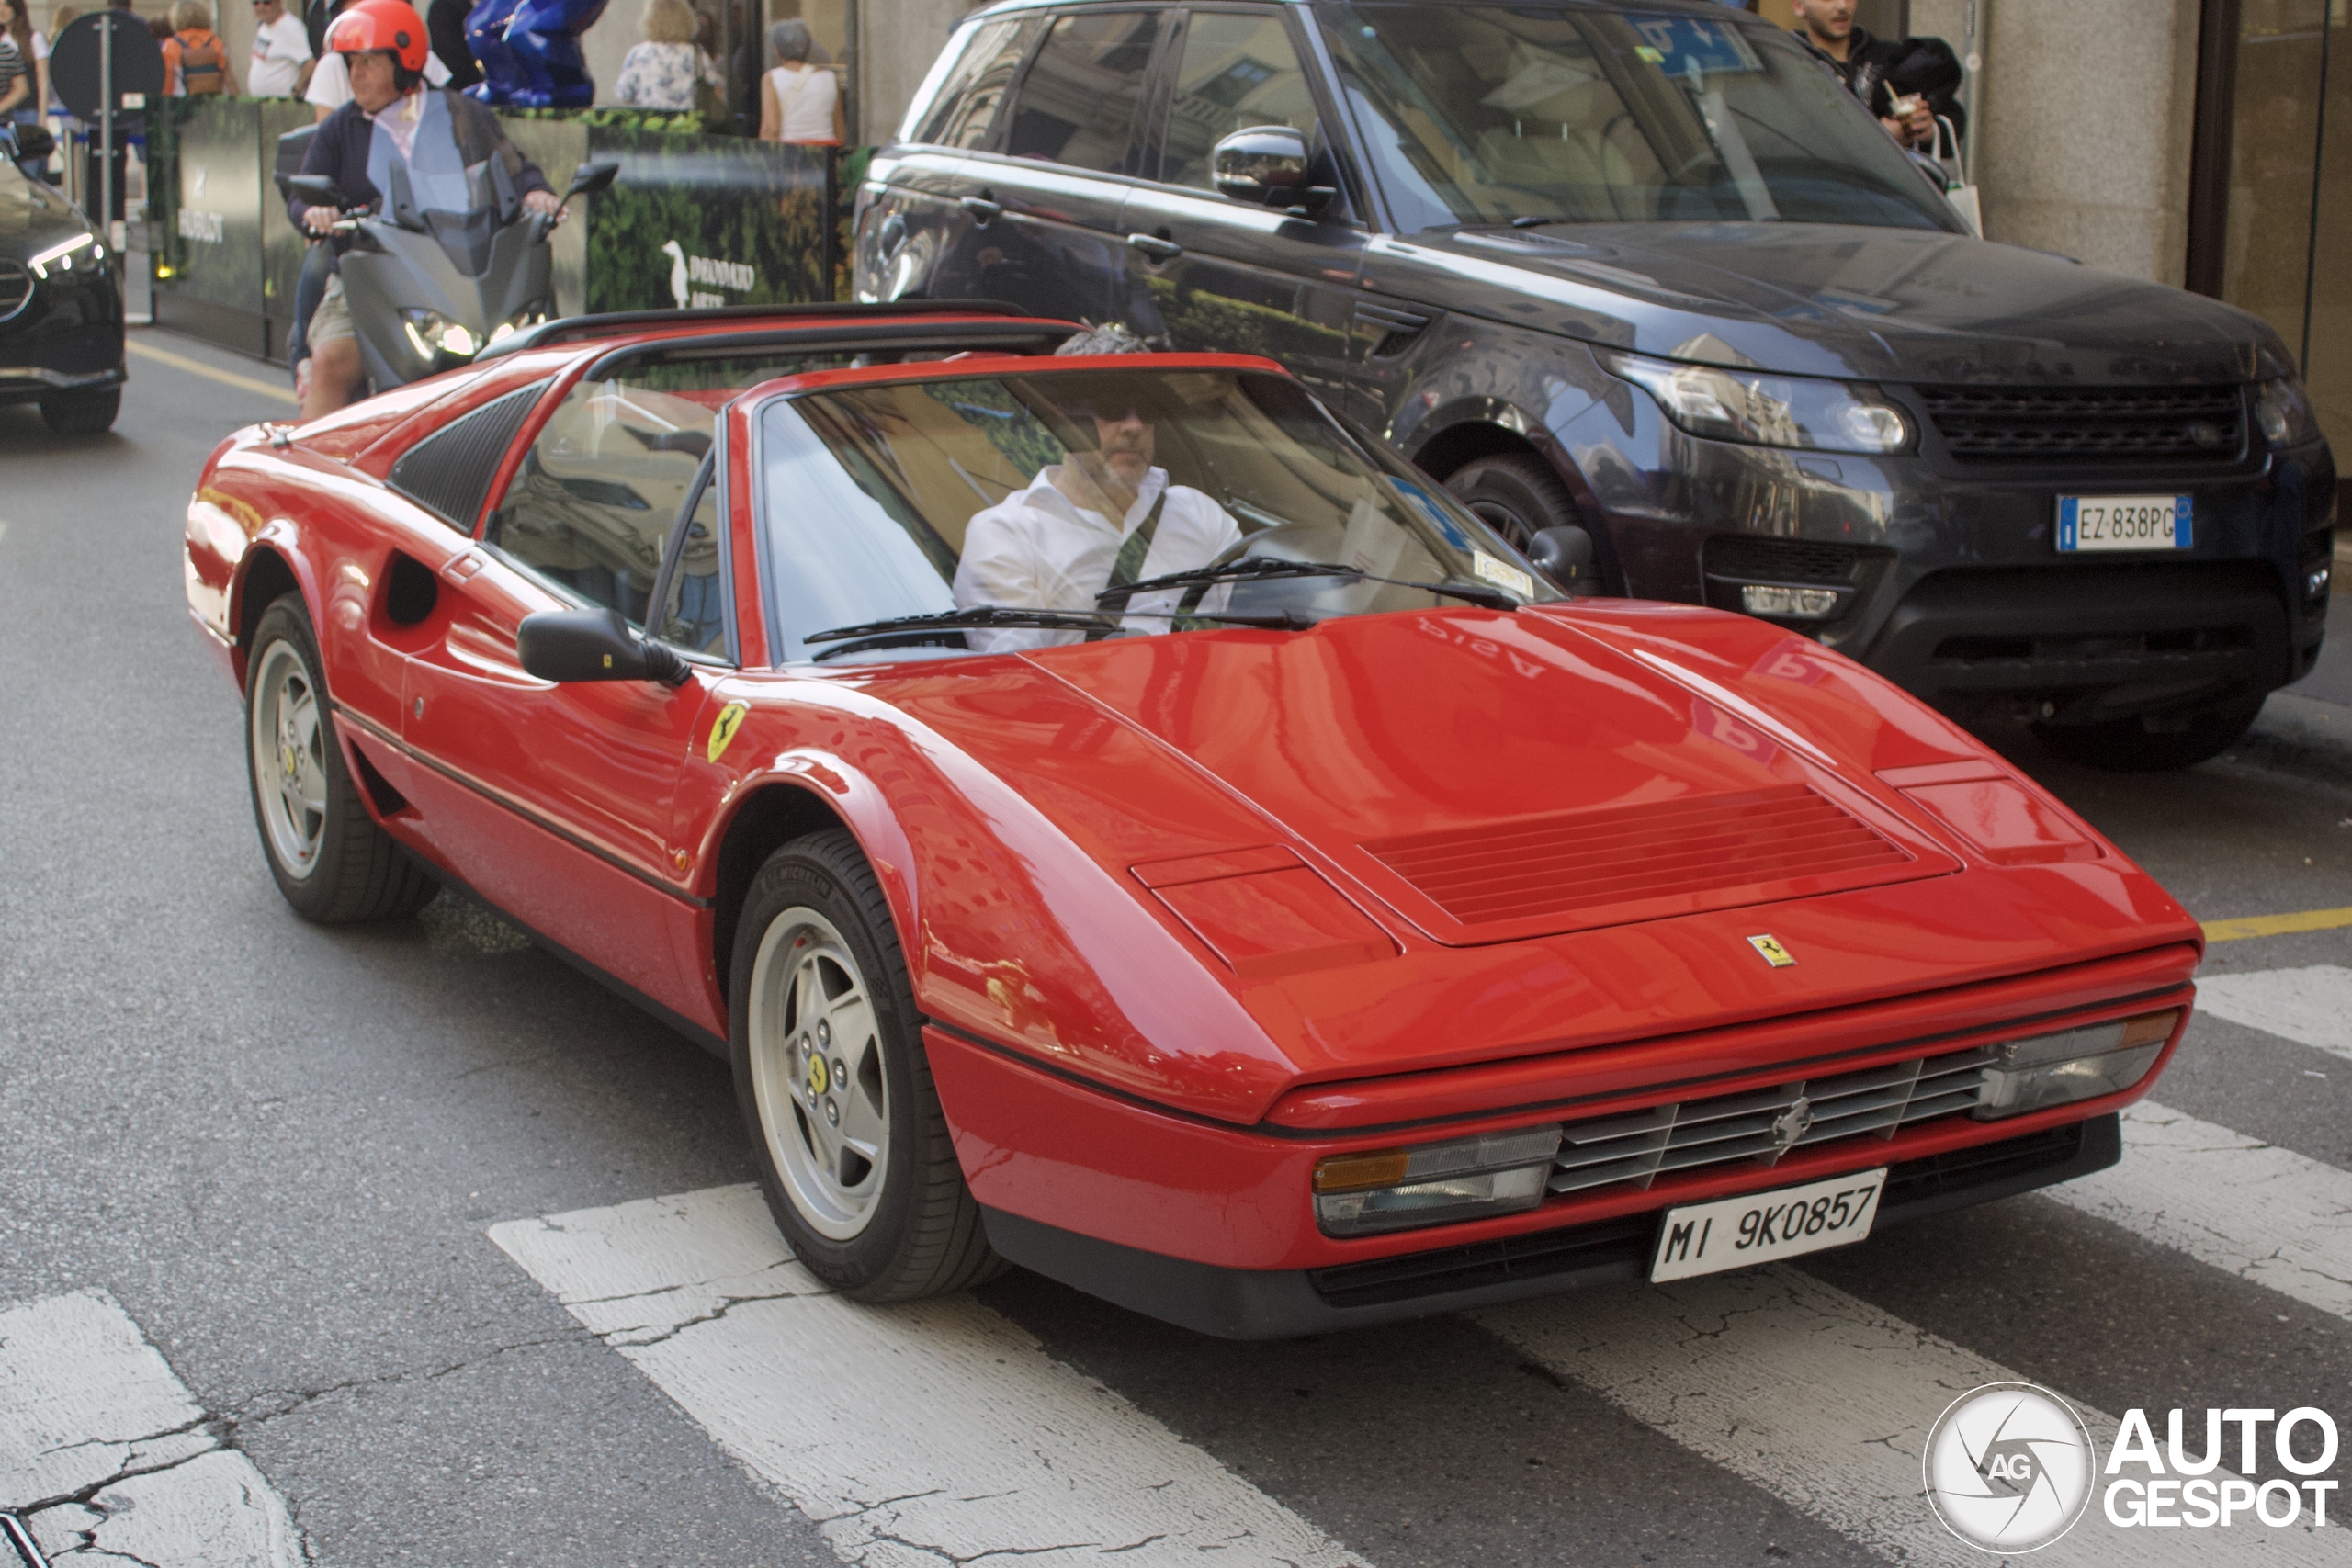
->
<box><xmin>1548</xmin><ymin>1045</ymin><xmax>1996</xmax><ymax>1196</ymax></box>
<box><xmin>1704</xmin><ymin>536</ymin><xmax>1862</xmax><ymax>583</ymax></box>
<box><xmin>1914</xmin><ymin>384</ymin><xmax>2243</xmax><ymax>464</ymax></box>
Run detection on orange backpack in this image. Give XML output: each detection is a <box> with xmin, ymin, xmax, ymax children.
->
<box><xmin>172</xmin><ymin>30</ymin><xmax>229</xmax><ymax>95</ymax></box>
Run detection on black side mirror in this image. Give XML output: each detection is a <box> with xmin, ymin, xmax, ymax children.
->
<box><xmin>517</xmin><ymin>607</ymin><xmax>689</xmax><ymax>685</ymax></box>
<box><xmin>1528</xmin><ymin>525</ymin><xmax>1597</xmax><ymax>594</ymax></box>
<box><xmin>1210</xmin><ymin>125</ymin><xmax>1335</xmax><ymax>217</ymax></box>
<box><xmin>10</xmin><ymin>123</ymin><xmax>54</xmax><ymax>161</ymax></box>
<box><xmin>566</xmin><ymin>159</ymin><xmax>621</xmax><ymax>199</ymax></box>
<box><xmin>285</xmin><ymin>173</ymin><xmax>343</xmax><ymax>207</ymax></box>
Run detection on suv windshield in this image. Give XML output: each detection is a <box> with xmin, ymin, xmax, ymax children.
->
<box><xmin>1318</xmin><ymin>4</ymin><xmax>1959</xmax><ymax>232</ymax></box>
<box><xmin>758</xmin><ymin>368</ymin><xmax>1552</xmax><ymax>663</ymax></box>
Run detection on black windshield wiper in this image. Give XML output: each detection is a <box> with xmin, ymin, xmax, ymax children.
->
<box><xmin>1100</xmin><ymin>557</ymin><xmax>1521</xmax><ymax>612</ymax></box>
<box><xmin>804</xmin><ymin>604</ymin><xmax>1310</xmax><ymax>661</ymax></box>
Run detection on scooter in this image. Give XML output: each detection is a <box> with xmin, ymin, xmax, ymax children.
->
<box><xmin>278</xmin><ymin>123</ymin><xmax>616</xmax><ymax>392</ymax></box>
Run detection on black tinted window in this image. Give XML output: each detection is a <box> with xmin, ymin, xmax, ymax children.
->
<box><xmin>1003</xmin><ymin>11</ymin><xmax>1158</xmax><ymax>173</ymax></box>
<box><xmin>910</xmin><ymin>16</ymin><xmax>1036</xmax><ymax>150</ymax></box>
<box><xmin>1160</xmin><ymin>11</ymin><xmax>1317</xmax><ymax>189</ymax></box>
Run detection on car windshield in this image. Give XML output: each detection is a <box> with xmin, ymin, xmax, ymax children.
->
<box><xmin>757</xmin><ymin>367</ymin><xmax>1554</xmax><ymax>664</ymax></box>
<box><xmin>1317</xmin><ymin>3</ymin><xmax>1960</xmax><ymax>232</ymax></box>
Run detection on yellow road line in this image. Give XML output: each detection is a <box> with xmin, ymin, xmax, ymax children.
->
<box><xmin>126</xmin><ymin>336</ymin><xmax>298</xmax><ymax>406</ymax></box>
<box><xmin>2202</xmin><ymin>907</ymin><xmax>2352</xmax><ymax>942</ymax></box>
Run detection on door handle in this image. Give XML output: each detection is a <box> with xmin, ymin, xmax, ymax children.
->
<box><xmin>959</xmin><ymin>193</ymin><xmax>1001</xmax><ymax>223</ymax></box>
<box><xmin>1127</xmin><ymin>232</ymin><xmax>1182</xmax><ymax>263</ymax></box>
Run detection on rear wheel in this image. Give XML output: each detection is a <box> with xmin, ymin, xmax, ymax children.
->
<box><xmin>40</xmin><ymin>387</ymin><xmax>119</xmax><ymax>435</ymax></box>
<box><xmin>730</xmin><ymin>829</ymin><xmax>1001</xmax><ymax>1301</ymax></box>
<box><xmin>1443</xmin><ymin>451</ymin><xmax>1582</xmax><ymax>554</ymax></box>
<box><xmin>2032</xmin><ymin>694</ymin><xmax>2267</xmax><ymax>772</ymax></box>
<box><xmin>245</xmin><ymin>594</ymin><xmax>437</xmax><ymax>920</ymax></box>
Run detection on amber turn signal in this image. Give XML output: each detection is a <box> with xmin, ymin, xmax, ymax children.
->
<box><xmin>2119</xmin><ymin>1009</ymin><xmax>2180</xmax><ymax>1049</ymax></box>
<box><xmin>1313</xmin><ymin>1148</ymin><xmax>1411</xmax><ymax>1194</ymax></box>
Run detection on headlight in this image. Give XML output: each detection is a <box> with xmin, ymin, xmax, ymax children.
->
<box><xmin>489</xmin><ymin>305</ymin><xmax>550</xmax><ymax>345</ymax></box>
<box><xmin>2256</xmin><ymin>378</ymin><xmax>2321</xmax><ymax>447</ymax></box>
<box><xmin>1599</xmin><ymin>347</ymin><xmax>1913</xmax><ymax>455</ymax></box>
<box><xmin>1973</xmin><ymin>1009</ymin><xmax>2177</xmax><ymax>1119</ymax></box>
<box><xmin>1313</xmin><ymin>1125</ymin><xmax>1561</xmax><ymax>1236</ymax></box>
<box><xmin>27</xmin><ymin>232</ymin><xmax>104</xmax><ymax>279</ymax></box>
<box><xmin>401</xmin><ymin>310</ymin><xmax>481</xmax><ymax>362</ymax></box>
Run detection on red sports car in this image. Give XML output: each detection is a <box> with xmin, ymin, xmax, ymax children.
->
<box><xmin>185</xmin><ymin>303</ymin><xmax>2201</xmax><ymax>1337</ymax></box>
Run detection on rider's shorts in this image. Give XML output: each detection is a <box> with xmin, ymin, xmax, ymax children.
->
<box><xmin>311</xmin><ymin>275</ymin><xmax>356</xmax><ymax>346</ymax></box>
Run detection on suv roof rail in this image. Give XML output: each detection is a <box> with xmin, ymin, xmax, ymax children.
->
<box><xmin>475</xmin><ymin>299</ymin><xmax>1054</xmax><ymax>363</ymax></box>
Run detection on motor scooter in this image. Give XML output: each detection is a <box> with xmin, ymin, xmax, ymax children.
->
<box><xmin>278</xmin><ymin>118</ymin><xmax>615</xmax><ymax>392</ymax></box>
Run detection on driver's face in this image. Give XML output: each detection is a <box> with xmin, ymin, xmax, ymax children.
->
<box><xmin>347</xmin><ymin>50</ymin><xmax>401</xmax><ymax>113</ymax></box>
<box><xmin>1091</xmin><ymin>411</ymin><xmax>1154</xmax><ymax>489</ymax></box>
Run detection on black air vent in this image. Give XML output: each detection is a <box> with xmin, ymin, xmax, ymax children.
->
<box><xmin>1914</xmin><ymin>384</ymin><xmax>2243</xmax><ymax>465</ymax></box>
<box><xmin>388</xmin><ymin>383</ymin><xmax>546</xmax><ymax>533</ymax></box>
<box><xmin>1704</xmin><ymin>536</ymin><xmax>1862</xmax><ymax>583</ymax></box>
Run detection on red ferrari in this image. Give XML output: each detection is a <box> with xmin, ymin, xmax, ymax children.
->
<box><xmin>185</xmin><ymin>304</ymin><xmax>2200</xmax><ymax>1337</ymax></box>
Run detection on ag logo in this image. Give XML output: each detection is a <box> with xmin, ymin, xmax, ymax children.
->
<box><xmin>1924</xmin><ymin>1382</ymin><xmax>2097</xmax><ymax>1553</ymax></box>
<box><xmin>707</xmin><ymin>702</ymin><xmax>748</xmax><ymax>763</ymax></box>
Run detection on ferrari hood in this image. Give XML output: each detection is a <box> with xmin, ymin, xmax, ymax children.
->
<box><xmin>1027</xmin><ymin>607</ymin><xmax>1962</xmax><ymax>948</ymax></box>
<box><xmin>1397</xmin><ymin>223</ymin><xmax>2288</xmax><ymax>385</ymax></box>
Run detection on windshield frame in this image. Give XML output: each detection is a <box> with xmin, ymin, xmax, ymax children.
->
<box><xmin>742</xmin><ymin>357</ymin><xmax>1564</xmax><ymax>670</ymax></box>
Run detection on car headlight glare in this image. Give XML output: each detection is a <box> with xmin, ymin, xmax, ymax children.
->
<box><xmin>26</xmin><ymin>231</ymin><xmax>100</xmax><ymax>279</ymax></box>
<box><xmin>1599</xmin><ymin>348</ymin><xmax>1912</xmax><ymax>456</ymax></box>
<box><xmin>1973</xmin><ymin>1008</ymin><xmax>2177</xmax><ymax>1119</ymax></box>
<box><xmin>401</xmin><ymin>310</ymin><xmax>481</xmax><ymax>362</ymax></box>
<box><xmin>1313</xmin><ymin>1125</ymin><xmax>1561</xmax><ymax>1236</ymax></box>
<box><xmin>2256</xmin><ymin>377</ymin><xmax>2320</xmax><ymax>447</ymax></box>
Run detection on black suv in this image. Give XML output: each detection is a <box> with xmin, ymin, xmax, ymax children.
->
<box><xmin>854</xmin><ymin>0</ymin><xmax>2335</xmax><ymax>769</ymax></box>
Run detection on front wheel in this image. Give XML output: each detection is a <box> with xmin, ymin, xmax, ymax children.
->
<box><xmin>2032</xmin><ymin>693</ymin><xmax>2267</xmax><ymax>772</ymax></box>
<box><xmin>729</xmin><ymin>829</ymin><xmax>1001</xmax><ymax>1301</ymax></box>
<box><xmin>1443</xmin><ymin>451</ymin><xmax>1583</xmax><ymax>554</ymax></box>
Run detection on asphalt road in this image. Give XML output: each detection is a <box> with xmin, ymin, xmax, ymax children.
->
<box><xmin>3</xmin><ymin>329</ymin><xmax>2349</xmax><ymax>1568</ymax></box>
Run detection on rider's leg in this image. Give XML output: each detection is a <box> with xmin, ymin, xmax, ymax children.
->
<box><xmin>288</xmin><ymin>243</ymin><xmax>332</xmax><ymax>389</ymax></box>
<box><xmin>302</xmin><ymin>338</ymin><xmax>365</xmax><ymax>421</ymax></box>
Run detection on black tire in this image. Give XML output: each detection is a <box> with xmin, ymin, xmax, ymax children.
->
<box><xmin>1443</xmin><ymin>451</ymin><xmax>1582</xmax><ymax>553</ymax></box>
<box><xmin>244</xmin><ymin>593</ymin><xmax>438</xmax><ymax>921</ymax></box>
<box><xmin>40</xmin><ymin>387</ymin><xmax>119</xmax><ymax>436</ymax></box>
<box><xmin>729</xmin><ymin>829</ymin><xmax>1002</xmax><ymax>1302</ymax></box>
<box><xmin>2031</xmin><ymin>694</ymin><xmax>2267</xmax><ymax>773</ymax></box>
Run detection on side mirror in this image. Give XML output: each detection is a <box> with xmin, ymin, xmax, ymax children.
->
<box><xmin>517</xmin><ymin>607</ymin><xmax>689</xmax><ymax>685</ymax></box>
<box><xmin>1211</xmin><ymin>125</ymin><xmax>1334</xmax><ymax>216</ymax></box>
<box><xmin>10</xmin><ymin>123</ymin><xmax>54</xmax><ymax>161</ymax></box>
<box><xmin>285</xmin><ymin>173</ymin><xmax>343</xmax><ymax>207</ymax></box>
<box><xmin>566</xmin><ymin>159</ymin><xmax>621</xmax><ymax>199</ymax></box>
<box><xmin>1528</xmin><ymin>525</ymin><xmax>1597</xmax><ymax>594</ymax></box>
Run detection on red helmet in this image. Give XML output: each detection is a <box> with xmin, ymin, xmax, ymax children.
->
<box><xmin>325</xmin><ymin>0</ymin><xmax>430</xmax><ymax>73</ymax></box>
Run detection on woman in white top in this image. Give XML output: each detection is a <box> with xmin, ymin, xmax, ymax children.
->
<box><xmin>758</xmin><ymin>18</ymin><xmax>840</xmax><ymax>146</ymax></box>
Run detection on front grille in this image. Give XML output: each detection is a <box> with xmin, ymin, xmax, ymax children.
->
<box><xmin>1913</xmin><ymin>383</ymin><xmax>2243</xmax><ymax>464</ymax></box>
<box><xmin>1704</xmin><ymin>536</ymin><xmax>1862</xmax><ymax>583</ymax></box>
<box><xmin>1548</xmin><ymin>1045</ymin><xmax>1996</xmax><ymax>1196</ymax></box>
<box><xmin>0</xmin><ymin>260</ymin><xmax>32</xmax><ymax>322</ymax></box>
<box><xmin>1363</xmin><ymin>784</ymin><xmax>1909</xmax><ymax>927</ymax></box>
<box><xmin>1933</xmin><ymin>625</ymin><xmax>2252</xmax><ymax>664</ymax></box>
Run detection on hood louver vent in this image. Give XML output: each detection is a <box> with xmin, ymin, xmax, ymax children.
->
<box><xmin>1363</xmin><ymin>784</ymin><xmax>1907</xmax><ymax>927</ymax></box>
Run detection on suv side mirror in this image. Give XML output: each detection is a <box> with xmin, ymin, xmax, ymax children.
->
<box><xmin>1211</xmin><ymin>125</ymin><xmax>1334</xmax><ymax>216</ymax></box>
<box><xmin>566</xmin><ymin>159</ymin><xmax>621</xmax><ymax>199</ymax></box>
<box><xmin>517</xmin><ymin>607</ymin><xmax>689</xmax><ymax>685</ymax></box>
<box><xmin>1528</xmin><ymin>525</ymin><xmax>1597</xmax><ymax>594</ymax></box>
<box><xmin>10</xmin><ymin>123</ymin><xmax>54</xmax><ymax>162</ymax></box>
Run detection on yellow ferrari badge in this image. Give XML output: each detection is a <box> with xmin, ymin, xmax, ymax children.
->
<box><xmin>707</xmin><ymin>702</ymin><xmax>749</xmax><ymax>764</ymax></box>
<box><xmin>1747</xmin><ymin>934</ymin><xmax>1796</xmax><ymax>968</ymax></box>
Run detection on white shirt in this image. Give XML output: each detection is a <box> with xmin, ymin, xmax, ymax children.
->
<box><xmin>953</xmin><ymin>466</ymin><xmax>1241</xmax><ymax>651</ymax></box>
<box><xmin>372</xmin><ymin>85</ymin><xmax>424</xmax><ymax>159</ymax></box>
<box><xmin>306</xmin><ymin>48</ymin><xmax>450</xmax><ymax>112</ymax></box>
<box><xmin>249</xmin><ymin>13</ymin><xmax>312</xmax><ymax>97</ymax></box>
<box><xmin>766</xmin><ymin>62</ymin><xmax>838</xmax><ymax>142</ymax></box>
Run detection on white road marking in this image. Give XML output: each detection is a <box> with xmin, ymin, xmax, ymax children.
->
<box><xmin>491</xmin><ymin>1184</ymin><xmax>1366</xmax><ymax>1568</ymax></box>
<box><xmin>2195</xmin><ymin>966</ymin><xmax>2352</xmax><ymax>1058</ymax></box>
<box><xmin>2047</xmin><ymin>1100</ymin><xmax>2352</xmax><ymax>1319</ymax></box>
<box><xmin>0</xmin><ymin>1290</ymin><xmax>305</xmax><ymax>1568</ymax></box>
<box><xmin>1479</xmin><ymin>1268</ymin><xmax>2335</xmax><ymax>1566</ymax></box>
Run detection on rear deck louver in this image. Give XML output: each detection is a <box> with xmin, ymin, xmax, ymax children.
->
<box><xmin>1363</xmin><ymin>784</ymin><xmax>1907</xmax><ymax>926</ymax></box>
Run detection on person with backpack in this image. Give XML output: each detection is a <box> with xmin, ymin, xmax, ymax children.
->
<box><xmin>162</xmin><ymin>0</ymin><xmax>240</xmax><ymax>96</ymax></box>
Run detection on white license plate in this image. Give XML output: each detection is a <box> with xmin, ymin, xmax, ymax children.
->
<box><xmin>1649</xmin><ymin>1168</ymin><xmax>1886</xmax><ymax>1282</ymax></box>
<box><xmin>2058</xmin><ymin>494</ymin><xmax>2192</xmax><ymax>552</ymax></box>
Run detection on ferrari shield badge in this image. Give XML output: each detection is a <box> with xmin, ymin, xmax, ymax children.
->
<box><xmin>707</xmin><ymin>702</ymin><xmax>749</xmax><ymax>764</ymax></box>
<box><xmin>1747</xmin><ymin>933</ymin><xmax>1796</xmax><ymax>968</ymax></box>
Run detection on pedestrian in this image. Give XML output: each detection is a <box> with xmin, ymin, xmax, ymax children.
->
<box><xmin>0</xmin><ymin>0</ymin><xmax>36</xmax><ymax>178</ymax></box>
<box><xmin>758</xmin><ymin>17</ymin><xmax>839</xmax><ymax>146</ymax></box>
<box><xmin>424</xmin><ymin>0</ymin><xmax>480</xmax><ymax>90</ymax></box>
<box><xmin>613</xmin><ymin>0</ymin><xmax>716</xmax><ymax>112</ymax></box>
<box><xmin>1787</xmin><ymin>0</ymin><xmax>1964</xmax><ymax>154</ymax></box>
<box><xmin>161</xmin><ymin>0</ymin><xmax>239</xmax><ymax>96</ymax></box>
<box><xmin>247</xmin><ymin>0</ymin><xmax>314</xmax><ymax>96</ymax></box>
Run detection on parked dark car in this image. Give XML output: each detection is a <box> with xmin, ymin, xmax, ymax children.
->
<box><xmin>854</xmin><ymin>0</ymin><xmax>2335</xmax><ymax>770</ymax></box>
<box><xmin>0</xmin><ymin>128</ymin><xmax>125</xmax><ymax>435</ymax></box>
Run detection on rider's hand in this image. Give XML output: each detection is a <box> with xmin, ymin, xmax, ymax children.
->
<box><xmin>523</xmin><ymin>189</ymin><xmax>562</xmax><ymax>220</ymax></box>
<box><xmin>302</xmin><ymin>205</ymin><xmax>341</xmax><ymax>236</ymax></box>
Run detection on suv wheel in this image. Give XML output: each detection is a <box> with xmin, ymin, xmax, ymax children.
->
<box><xmin>2032</xmin><ymin>694</ymin><xmax>2267</xmax><ymax>773</ymax></box>
<box><xmin>1444</xmin><ymin>452</ymin><xmax>1581</xmax><ymax>554</ymax></box>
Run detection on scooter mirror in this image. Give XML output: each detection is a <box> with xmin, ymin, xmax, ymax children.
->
<box><xmin>566</xmin><ymin>160</ymin><xmax>621</xmax><ymax>199</ymax></box>
<box><xmin>286</xmin><ymin>174</ymin><xmax>343</xmax><ymax>207</ymax></box>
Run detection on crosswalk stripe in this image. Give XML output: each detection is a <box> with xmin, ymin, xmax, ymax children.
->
<box><xmin>2047</xmin><ymin>1100</ymin><xmax>2352</xmax><ymax>1319</ymax></box>
<box><xmin>2195</xmin><ymin>966</ymin><xmax>2352</xmax><ymax>1057</ymax></box>
<box><xmin>1477</xmin><ymin>1268</ymin><xmax>2335</xmax><ymax>1566</ymax></box>
<box><xmin>0</xmin><ymin>1290</ymin><xmax>305</xmax><ymax>1568</ymax></box>
<box><xmin>489</xmin><ymin>1184</ymin><xmax>1367</xmax><ymax>1568</ymax></box>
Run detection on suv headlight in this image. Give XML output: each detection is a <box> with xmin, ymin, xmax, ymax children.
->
<box><xmin>401</xmin><ymin>310</ymin><xmax>480</xmax><ymax>362</ymax></box>
<box><xmin>1599</xmin><ymin>347</ymin><xmax>1913</xmax><ymax>456</ymax></box>
<box><xmin>2256</xmin><ymin>378</ymin><xmax>2321</xmax><ymax>447</ymax></box>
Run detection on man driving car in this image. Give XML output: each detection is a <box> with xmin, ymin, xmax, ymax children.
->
<box><xmin>952</xmin><ymin>329</ymin><xmax>1244</xmax><ymax>652</ymax></box>
<box><xmin>286</xmin><ymin>0</ymin><xmax>559</xmax><ymax>418</ymax></box>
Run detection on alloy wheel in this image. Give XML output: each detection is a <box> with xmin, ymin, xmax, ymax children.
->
<box><xmin>746</xmin><ymin>907</ymin><xmax>891</xmax><ymax>1241</ymax></box>
<box><xmin>250</xmin><ymin>640</ymin><xmax>327</xmax><ymax>880</ymax></box>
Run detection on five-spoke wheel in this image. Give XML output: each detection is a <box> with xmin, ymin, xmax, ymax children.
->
<box><xmin>748</xmin><ymin>908</ymin><xmax>892</xmax><ymax>1241</ymax></box>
